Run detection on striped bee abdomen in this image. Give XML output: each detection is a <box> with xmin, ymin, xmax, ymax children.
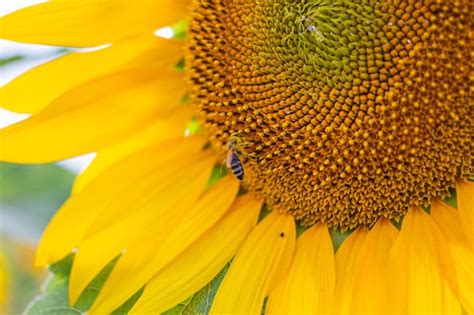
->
<box><xmin>230</xmin><ymin>152</ymin><xmax>244</xmax><ymax>180</ymax></box>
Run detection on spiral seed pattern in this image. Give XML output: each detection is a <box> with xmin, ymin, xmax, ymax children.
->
<box><xmin>187</xmin><ymin>0</ymin><xmax>473</xmax><ymax>228</ymax></box>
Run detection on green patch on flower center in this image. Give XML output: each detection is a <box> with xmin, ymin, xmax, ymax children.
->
<box><xmin>187</xmin><ymin>0</ymin><xmax>473</xmax><ymax>229</ymax></box>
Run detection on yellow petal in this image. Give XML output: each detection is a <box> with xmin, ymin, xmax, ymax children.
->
<box><xmin>0</xmin><ymin>252</ymin><xmax>8</xmax><ymax>310</ymax></box>
<box><xmin>72</xmin><ymin>108</ymin><xmax>192</xmax><ymax>193</ymax></box>
<box><xmin>431</xmin><ymin>200</ymin><xmax>474</xmax><ymax>313</ymax></box>
<box><xmin>387</xmin><ymin>206</ymin><xmax>462</xmax><ymax>315</ymax></box>
<box><xmin>351</xmin><ymin>219</ymin><xmax>398</xmax><ymax>314</ymax></box>
<box><xmin>0</xmin><ymin>37</ymin><xmax>183</xmax><ymax>114</ymax></box>
<box><xmin>210</xmin><ymin>211</ymin><xmax>296</xmax><ymax>315</ymax></box>
<box><xmin>130</xmin><ymin>194</ymin><xmax>262</xmax><ymax>314</ymax></box>
<box><xmin>88</xmin><ymin>175</ymin><xmax>239</xmax><ymax>314</ymax></box>
<box><xmin>82</xmin><ymin>144</ymin><xmax>212</xmax><ymax>238</ymax></box>
<box><xmin>0</xmin><ymin>66</ymin><xmax>185</xmax><ymax>163</ymax></box>
<box><xmin>266</xmin><ymin>224</ymin><xmax>335</xmax><ymax>315</ymax></box>
<box><xmin>456</xmin><ymin>180</ymin><xmax>474</xmax><ymax>243</ymax></box>
<box><xmin>69</xmin><ymin>150</ymin><xmax>215</xmax><ymax>305</ymax></box>
<box><xmin>333</xmin><ymin>227</ymin><xmax>368</xmax><ymax>315</ymax></box>
<box><xmin>35</xmin><ymin>137</ymin><xmax>206</xmax><ymax>266</ymax></box>
<box><xmin>0</xmin><ymin>0</ymin><xmax>190</xmax><ymax>47</ymax></box>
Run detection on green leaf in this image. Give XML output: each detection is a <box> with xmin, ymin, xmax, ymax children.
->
<box><xmin>162</xmin><ymin>264</ymin><xmax>229</xmax><ymax>315</ymax></box>
<box><xmin>443</xmin><ymin>187</ymin><xmax>457</xmax><ymax>209</ymax></box>
<box><xmin>330</xmin><ymin>228</ymin><xmax>351</xmax><ymax>251</ymax></box>
<box><xmin>32</xmin><ymin>261</ymin><xmax>228</xmax><ymax>315</ymax></box>
<box><xmin>74</xmin><ymin>256</ymin><xmax>120</xmax><ymax>311</ymax></box>
<box><xmin>111</xmin><ymin>287</ymin><xmax>144</xmax><ymax>315</ymax></box>
<box><xmin>207</xmin><ymin>164</ymin><xmax>228</xmax><ymax>188</ymax></box>
<box><xmin>172</xmin><ymin>20</ymin><xmax>188</xmax><ymax>40</ymax></box>
<box><xmin>24</xmin><ymin>254</ymin><xmax>142</xmax><ymax>315</ymax></box>
<box><xmin>24</xmin><ymin>255</ymin><xmax>81</xmax><ymax>315</ymax></box>
<box><xmin>186</xmin><ymin>117</ymin><xmax>201</xmax><ymax>135</ymax></box>
<box><xmin>161</xmin><ymin>297</ymin><xmax>192</xmax><ymax>315</ymax></box>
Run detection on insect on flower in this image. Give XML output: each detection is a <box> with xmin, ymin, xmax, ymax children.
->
<box><xmin>225</xmin><ymin>139</ymin><xmax>244</xmax><ymax>180</ymax></box>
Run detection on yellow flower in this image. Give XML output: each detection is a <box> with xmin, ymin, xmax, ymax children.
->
<box><xmin>1</xmin><ymin>1</ymin><xmax>473</xmax><ymax>314</ymax></box>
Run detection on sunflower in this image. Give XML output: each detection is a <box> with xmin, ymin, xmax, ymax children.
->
<box><xmin>1</xmin><ymin>0</ymin><xmax>473</xmax><ymax>314</ymax></box>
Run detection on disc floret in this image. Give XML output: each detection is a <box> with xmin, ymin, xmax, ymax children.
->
<box><xmin>187</xmin><ymin>0</ymin><xmax>473</xmax><ymax>229</ymax></box>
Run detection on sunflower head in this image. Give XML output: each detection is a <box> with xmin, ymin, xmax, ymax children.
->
<box><xmin>187</xmin><ymin>0</ymin><xmax>473</xmax><ymax>229</ymax></box>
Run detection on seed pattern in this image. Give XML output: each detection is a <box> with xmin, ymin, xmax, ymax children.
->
<box><xmin>187</xmin><ymin>0</ymin><xmax>473</xmax><ymax>229</ymax></box>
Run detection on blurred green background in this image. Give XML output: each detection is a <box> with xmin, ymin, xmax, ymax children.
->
<box><xmin>0</xmin><ymin>162</ymin><xmax>76</xmax><ymax>314</ymax></box>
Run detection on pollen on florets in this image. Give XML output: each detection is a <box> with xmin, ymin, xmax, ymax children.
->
<box><xmin>187</xmin><ymin>0</ymin><xmax>473</xmax><ymax>229</ymax></box>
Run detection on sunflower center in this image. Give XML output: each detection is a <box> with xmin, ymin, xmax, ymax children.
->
<box><xmin>187</xmin><ymin>0</ymin><xmax>473</xmax><ymax>229</ymax></box>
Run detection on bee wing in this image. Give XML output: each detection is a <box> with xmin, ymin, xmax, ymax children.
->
<box><xmin>225</xmin><ymin>150</ymin><xmax>234</xmax><ymax>167</ymax></box>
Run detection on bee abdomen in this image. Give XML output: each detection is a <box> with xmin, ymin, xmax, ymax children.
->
<box><xmin>230</xmin><ymin>153</ymin><xmax>244</xmax><ymax>180</ymax></box>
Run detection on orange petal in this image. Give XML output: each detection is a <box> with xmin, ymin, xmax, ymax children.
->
<box><xmin>431</xmin><ymin>200</ymin><xmax>474</xmax><ymax>313</ymax></box>
<box><xmin>87</xmin><ymin>176</ymin><xmax>239</xmax><ymax>314</ymax></box>
<box><xmin>387</xmin><ymin>206</ymin><xmax>462</xmax><ymax>314</ymax></box>
<box><xmin>0</xmin><ymin>0</ymin><xmax>190</xmax><ymax>47</ymax></box>
<box><xmin>333</xmin><ymin>227</ymin><xmax>368</xmax><ymax>314</ymax></box>
<box><xmin>266</xmin><ymin>224</ymin><xmax>335</xmax><ymax>314</ymax></box>
<box><xmin>0</xmin><ymin>37</ymin><xmax>183</xmax><ymax>114</ymax></box>
<box><xmin>210</xmin><ymin>212</ymin><xmax>296</xmax><ymax>314</ymax></box>
<box><xmin>129</xmin><ymin>195</ymin><xmax>262</xmax><ymax>314</ymax></box>
<box><xmin>0</xmin><ymin>66</ymin><xmax>185</xmax><ymax>163</ymax></box>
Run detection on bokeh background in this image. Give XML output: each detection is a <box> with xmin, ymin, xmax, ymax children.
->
<box><xmin>0</xmin><ymin>1</ymin><xmax>95</xmax><ymax>313</ymax></box>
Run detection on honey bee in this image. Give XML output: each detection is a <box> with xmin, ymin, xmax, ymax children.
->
<box><xmin>225</xmin><ymin>139</ymin><xmax>244</xmax><ymax>180</ymax></box>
